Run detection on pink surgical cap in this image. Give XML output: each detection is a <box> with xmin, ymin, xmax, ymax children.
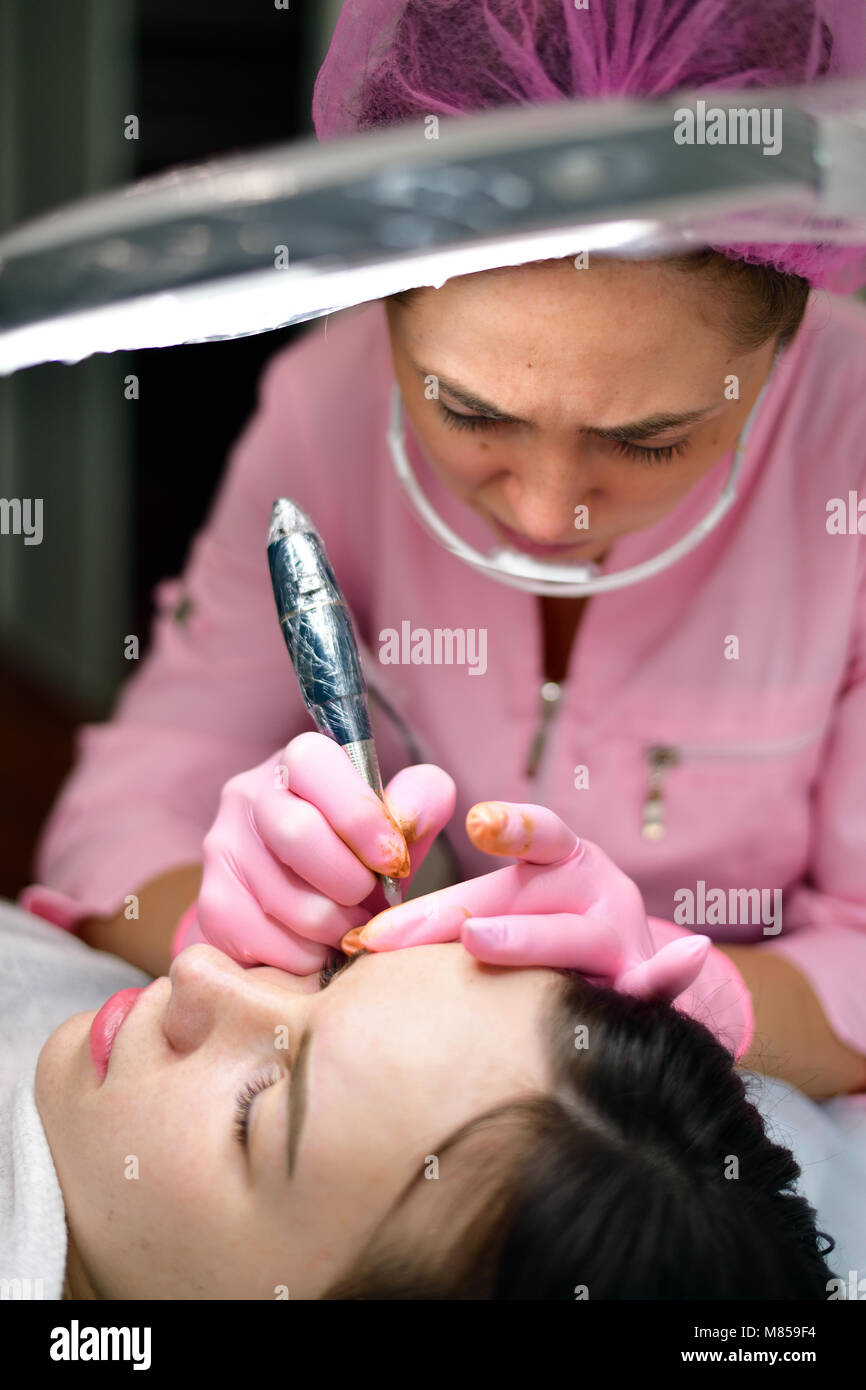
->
<box><xmin>312</xmin><ymin>0</ymin><xmax>866</xmax><ymax>294</ymax></box>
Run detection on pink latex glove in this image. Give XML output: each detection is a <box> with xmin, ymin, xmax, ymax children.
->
<box><xmin>344</xmin><ymin>800</ymin><xmax>754</xmax><ymax>1061</ymax></box>
<box><xmin>173</xmin><ymin>731</ymin><xmax>456</xmax><ymax>972</ymax></box>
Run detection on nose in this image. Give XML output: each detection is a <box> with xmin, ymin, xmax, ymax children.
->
<box><xmin>163</xmin><ymin>944</ymin><xmax>316</xmax><ymax>1054</ymax></box>
<box><xmin>504</xmin><ymin>441</ymin><xmax>600</xmax><ymax>543</ymax></box>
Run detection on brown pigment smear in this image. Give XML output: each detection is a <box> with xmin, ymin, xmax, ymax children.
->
<box><xmin>466</xmin><ymin>802</ymin><xmax>534</xmax><ymax>856</ymax></box>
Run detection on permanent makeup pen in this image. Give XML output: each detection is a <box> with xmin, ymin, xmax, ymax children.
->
<box><xmin>267</xmin><ymin>498</ymin><xmax>404</xmax><ymax>908</ymax></box>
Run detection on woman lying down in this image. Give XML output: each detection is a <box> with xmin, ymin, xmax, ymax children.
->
<box><xmin>4</xmin><ymin>753</ymin><xmax>864</xmax><ymax>1299</ymax></box>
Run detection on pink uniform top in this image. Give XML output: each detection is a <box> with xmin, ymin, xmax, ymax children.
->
<box><xmin>20</xmin><ymin>294</ymin><xmax>866</xmax><ymax>1062</ymax></box>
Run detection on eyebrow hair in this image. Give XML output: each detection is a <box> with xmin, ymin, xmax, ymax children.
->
<box><xmin>409</xmin><ymin>359</ymin><xmax>721</xmax><ymax>441</ymax></box>
<box><xmin>286</xmin><ymin>947</ymin><xmax>371</xmax><ymax>1178</ymax></box>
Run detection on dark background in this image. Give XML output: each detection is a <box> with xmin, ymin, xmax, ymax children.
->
<box><xmin>129</xmin><ymin>0</ymin><xmax>312</xmax><ymax>641</ymax></box>
<box><xmin>0</xmin><ymin>0</ymin><xmax>330</xmax><ymax>897</ymax></box>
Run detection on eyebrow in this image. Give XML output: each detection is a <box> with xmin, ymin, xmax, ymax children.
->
<box><xmin>409</xmin><ymin>359</ymin><xmax>721</xmax><ymax>441</ymax></box>
<box><xmin>286</xmin><ymin>947</ymin><xmax>370</xmax><ymax>1178</ymax></box>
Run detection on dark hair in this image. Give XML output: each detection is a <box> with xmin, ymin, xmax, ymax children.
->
<box><xmin>387</xmin><ymin>251</ymin><xmax>811</xmax><ymax>354</ymax></box>
<box><xmin>322</xmin><ymin>971</ymin><xmax>837</xmax><ymax>1299</ymax></box>
<box><xmin>666</xmin><ymin>251</ymin><xmax>811</xmax><ymax>351</ymax></box>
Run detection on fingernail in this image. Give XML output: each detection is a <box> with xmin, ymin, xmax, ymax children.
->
<box><xmin>465</xmin><ymin>802</ymin><xmax>508</xmax><ymax>850</ymax></box>
<box><xmin>466</xmin><ymin>801</ymin><xmax>508</xmax><ymax>831</ymax></box>
<box><xmin>378</xmin><ymin>830</ymin><xmax>410</xmax><ymax>878</ymax></box>
<box><xmin>340</xmin><ymin>927</ymin><xmax>366</xmax><ymax>955</ymax></box>
<box><xmin>465</xmin><ymin>803</ymin><xmax>530</xmax><ymax>855</ymax></box>
<box><xmin>391</xmin><ymin>805</ymin><xmax>422</xmax><ymax>847</ymax></box>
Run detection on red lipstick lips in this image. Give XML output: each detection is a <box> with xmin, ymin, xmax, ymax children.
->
<box><xmin>89</xmin><ymin>988</ymin><xmax>144</xmax><ymax>1082</ymax></box>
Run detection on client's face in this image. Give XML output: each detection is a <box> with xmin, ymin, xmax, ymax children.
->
<box><xmin>35</xmin><ymin>942</ymin><xmax>560</xmax><ymax>1299</ymax></box>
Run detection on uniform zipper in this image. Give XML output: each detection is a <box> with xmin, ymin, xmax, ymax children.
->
<box><xmin>642</xmin><ymin>746</ymin><xmax>680</xmax><ymax>841</ymax></box>
<box><xmin>525</xmin><ymin>681</ymin><xmax>564</xmax><ymax>779</ymax></box>
<box><xmin>641</xmin><ymin>724</ymin><xmax>825</xmax><ymax>841</ymax></box>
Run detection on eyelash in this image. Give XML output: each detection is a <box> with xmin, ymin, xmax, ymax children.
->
<box><xmin>611</xmin><ymin>438</ymin><xmax>690</xmax><ymax>465</ymax></box>
<box><xmin>435</xmin><ymin>401</ymin><xmax>691</xmax><ymax>465</ymax></box>
<box><xmin>317</xmin><ymin>956</ymin><xmax>343</xmax><ymax>987</ymax></box>
<box><xmin>232</xmin><ymin>956</ymin><xmax>342</xmax><ymax>1149</ymax></box>
<box><xmin>233</xmin><ymin>1070</ymin><xmax>279</xmax><ymax>1149</ymax></box>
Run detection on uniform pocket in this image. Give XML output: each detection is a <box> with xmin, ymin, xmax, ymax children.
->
<box><xmin>641</xmin><ymin>724</ymin><xmax>827</xmax><ymax>842</ymax></box>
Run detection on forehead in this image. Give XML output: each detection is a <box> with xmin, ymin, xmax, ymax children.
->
<box><xmin>310</xmin><ymin>944</ymin><xmax>558</xmax><ymax>1116</ymax></box>
<box><xmin>391</xmin><ymin>266</ymin><xmax>731</xmax><ymax>380</ymax></box>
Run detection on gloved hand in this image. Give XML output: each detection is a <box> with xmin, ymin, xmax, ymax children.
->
<box><xmin>173</xmin><ymin>731</ymin><xmax>456</xmax><ymax>973</ymax></box>
<box><xmin>343</xmin><ymin>800</ymin><xmax>754</xmax><ymax>1060</ymax></box>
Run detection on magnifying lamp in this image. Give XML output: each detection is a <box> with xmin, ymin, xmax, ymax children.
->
<box><xmin>1</xmin><ymin>78</ymin><xmax>864</xmax><ymax>593</ymax></box>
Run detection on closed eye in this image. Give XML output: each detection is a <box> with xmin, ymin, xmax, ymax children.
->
<box><xmin>233</xmin><ymin>1068</ymin><xmax>281</xmax><ymax>1150</ymax></box>
<box><xmin>435</xmin><ymin>400</ymin><xmax>691</xmax><ymax>464</ymax></box>
<box><xmin>317</xmin><ymin>946</ymin><xmax>368</xmax><ymax>989</ymax></box>
<box><xmin>609</xmin><ymin>437</ymin><xmax>691</xmax><ymax>465</ymax></box>
<box><xmin>233</xmin><ymin>949</ymin><xmax>369</xmax><ymax>1152</ymax></box>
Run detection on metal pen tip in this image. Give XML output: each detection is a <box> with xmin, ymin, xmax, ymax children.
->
<box><xmin>382</xmin><ymin>876</ymin><xmax>404</xmax><ymax>909</ymax></box>
<box><xmin>268</xmin><ymin>498</ymin><xmax>315</xmax><ymax>546</ymax></box>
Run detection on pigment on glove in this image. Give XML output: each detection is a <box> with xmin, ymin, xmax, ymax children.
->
<box><xmin>349</xmin><ymin>800</ymin><xmax>754</xmax><ymax>1060</ymax></box>
<box><xmin>174</xmin><ymin>731</ymin><xmax>455</xmax><ymax>971</ymax></box>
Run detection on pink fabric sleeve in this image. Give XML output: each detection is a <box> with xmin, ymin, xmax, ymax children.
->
<box><xmin>751</xmin><ymin>543</ymin><xmax>866</xmax><ymax>1064</ymax></box>
<box><xmin>19</xmin><ymin>331</ymin><xmax>332</xmax><ymax>930</ymax></box>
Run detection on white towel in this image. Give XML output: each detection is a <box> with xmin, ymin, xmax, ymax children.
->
<box><xmin>0</xmin><ymin>899</ymin><xmax>149</xmax><ymax>1299</ymax></box>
